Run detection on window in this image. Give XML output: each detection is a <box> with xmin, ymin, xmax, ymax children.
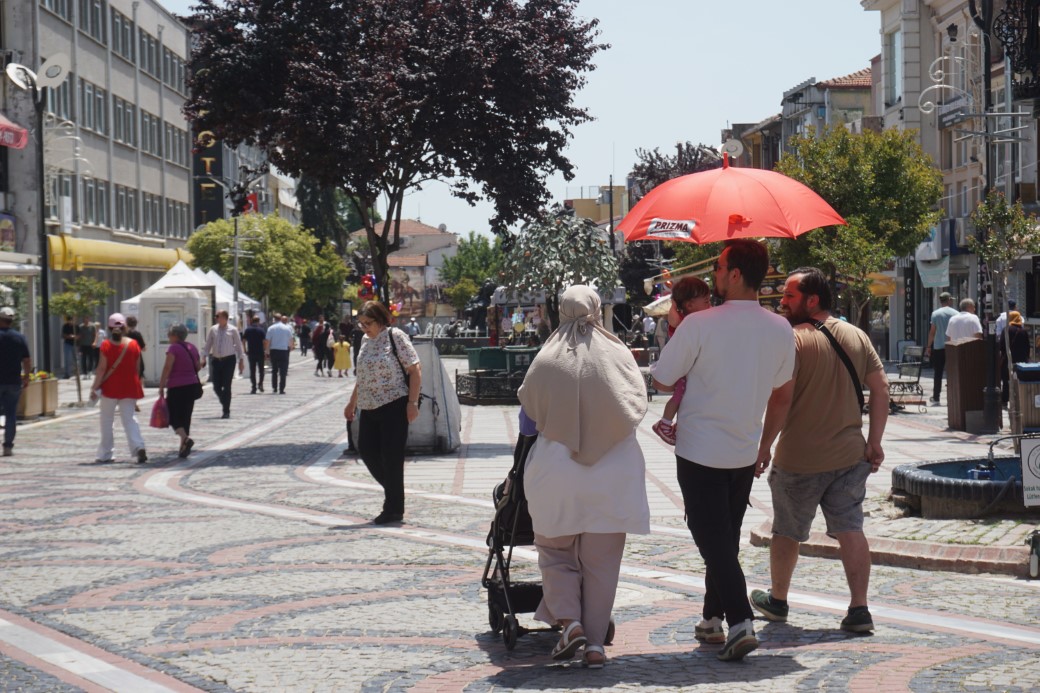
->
<box><xmin>40</xmin><ymin>0</ymin><xmax>72</xmax><ymax>21</ymax></box>
<box><xmin>112</xmin><ymin>96</ymin><xmax>135</xmax><ymax>145</ymax></box>
<box><xmin>164</xmin><ymin>123</ymin><xmax>188</xmax><ymax>167</ymax></box>
<box><xmin>115</xmin><ymin>185</ymin><xmax>137</xmax><ymax>230</ymax></box>
<box><xmin>96</xmin><ymin>181</ymin><xmax>108</xmax><ymax>226</ymax></box>
<box><xmin>162</xmin><ymin>48</ymin><xmax>187</xmax><ymax>93</ymax></box>
<box><xmin>82</xmin><ymin>178</ymin><xmax>96</xmax><ymax>224</ymax></box>
<box><xmin>77</xmin><ymin>79</ymin><xmax>107</xmax><ymax>134</ymax></box>
<box><xmin>46</xmin><ymin>174</ymin><xmax>76</xmax><ymax>223</ymax></box>
<box><xmin>884</xmin><ymin>29</ymin><xmax>903</xmax><ymax>108</ymax></box>
<box><xmin>45</xmin><ymin>76</ymin><xmax>72</xmax><ymax>120</ymax></box>
<box><xmin>111</xmin><ymin>9</ymin><xmax>134</xmax><ymax>62</ymax></box>
<box><xmin>141</xmin><ymin>192</ymin><xmax>163</xmax><ymax>234</ymax></box>
<box><xmin>140</xmin><ymin>111</ymin><xmax>161</xmax><ymax>157</ymax></box>
<box><xmin>78</xmin><ymin>0</ymin><xmax>106</xmax><ymax>43</ymax></box>
<box><xmin>139</xmin><ymin>30</ymin><xmax>160</xmax><ymax>77</ymax></box>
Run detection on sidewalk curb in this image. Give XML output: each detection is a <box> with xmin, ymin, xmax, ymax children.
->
<box><xmin>750</xmin><ymin>521</ymin><xmax>1030</xmax><ymax>578</ymax></box>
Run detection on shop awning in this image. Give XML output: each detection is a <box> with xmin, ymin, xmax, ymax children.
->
<box><xmin>48</xmin><ymin>235</ymin><xmax>193</xmax><ymax>272</ymax></box>
<box><xmin>0</xmin><ymin>113</ymin><xmax>28</xmax><ymax>150</ymax></box>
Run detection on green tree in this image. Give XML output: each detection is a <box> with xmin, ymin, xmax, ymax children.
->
<box><xmin>298</xmin><ymin>175</ymin><xmax>381</xmax><ymax>253</ymax></box>
<box><xmin>444</xmin><ymin>278</ymin><xmax>480</xmax><ymax>314</ymax></box>
<box><xmin>49</xmin><ymin>276</ymin><xmax>114</xmax><ymax>402</ymax></box>
<box><xmin>439</xmin><ymin>232</ymin><xmax>503</xmax><ymax>287</ymax></box>
<box><xmin>187</xmin><ymin>0</ymin><xmax>605</xmax><ymax>306</ymax></box>
<box><xmin>187</xmin><ymin>214</ymin><xmax>323</xmax><ymax>316</ymax></box>
<box><xmin>775</xmin><ymin>126</ymin><xmax>943</xmax><ymax>325</ymax></box>
<box><xmin>499</xmin><ymin>206</ymin><xmax>619</xmax><ymax>327</ymax></box>
<box><xmin>302</xmin><ymin>243</ymin><xmax>351</xmax><ymax>317</ymax></box>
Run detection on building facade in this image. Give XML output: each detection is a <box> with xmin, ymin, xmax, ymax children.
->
<box><xmin>2</xmin><ymin>0</ymin><xmax>194</xmax><ymax>367</ymax></box>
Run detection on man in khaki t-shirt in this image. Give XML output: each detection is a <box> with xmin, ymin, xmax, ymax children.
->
<box><xmin>752</xmin><ymin>267</ymin><xmax>889</xmax><ymax>635</ymax></box>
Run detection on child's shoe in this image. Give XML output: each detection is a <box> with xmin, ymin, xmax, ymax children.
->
<box><xmin>652</xmin><ymin>419</ymin><xmax>676</xmax><ymax>445</ymax></box>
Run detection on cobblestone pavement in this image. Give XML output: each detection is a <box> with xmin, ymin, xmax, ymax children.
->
<box><xmin>1</xmin><ymin>354</ymin><xmax>1039</xmax><ymax>692</ymax></box>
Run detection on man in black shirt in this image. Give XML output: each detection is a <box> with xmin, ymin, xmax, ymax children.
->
<box><xmin>242</xmin><ymin>316</ymin><xmax>267</xmax><ymax>393</ymax></box>
<box><xmin>77</xmin><ymin>317</ymin><xmax>97</xmax><ymax>375</ymax></box>
<box><xmin>61</xmin><ymin>316</ymin><xmax>76</xmax><ymax>378</ymax></box>
<box><xmin>0</xmin><ymin>307</ymin><xmax>31</xmax><ymax>456</ymax></box>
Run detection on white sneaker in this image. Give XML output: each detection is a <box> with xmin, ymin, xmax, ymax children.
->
<box><xmin>717</xmin><ymin>619</ymin><xmax>758</xmax><ymax>661</ymax></box>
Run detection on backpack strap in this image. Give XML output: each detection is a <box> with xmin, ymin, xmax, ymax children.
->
<box><xmin>810</xmin><ymin>319</ymin><xmax>865</xmax><ymax>411</ymax></box>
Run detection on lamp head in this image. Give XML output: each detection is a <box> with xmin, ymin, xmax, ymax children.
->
<box><xmin>947</xmin><ymin>23</ymin><xmax>958</xmax><ymax>42</ymax></box>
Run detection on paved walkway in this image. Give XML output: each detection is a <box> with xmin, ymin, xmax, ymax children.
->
<box><xmin>1</xmin><ymin>353</ymin><xmax>1038</xmax><ymax>691</ymax></box>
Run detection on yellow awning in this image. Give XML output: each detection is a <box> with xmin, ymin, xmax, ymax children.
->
<box><xmin>48</xmin><ymin>235</ymin><xmax>192</xmax><ymax>272</ymax></box>
<box><xmin>868</xmin><ymin>272</ymin><xmax>896</xmax><ymax>297</ymax></box>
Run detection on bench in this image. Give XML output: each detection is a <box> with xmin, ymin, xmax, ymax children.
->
<box><xmin>887</xmin><ymin>345</ymin><xmax>925</xmax><ymax>413</ymax></box>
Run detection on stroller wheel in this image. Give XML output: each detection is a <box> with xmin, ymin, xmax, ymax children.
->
<box><xmin>503</xmin><ymin>615</ymin><xmax>519</xmax><ymax>650</ymax></box>
<box><xmin>489</xmin><ymin>604</ymin><xmax>504</xmax><ymax>634</ymax></box>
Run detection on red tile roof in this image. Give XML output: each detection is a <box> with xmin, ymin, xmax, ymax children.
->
<box><xmin>350</xmin><ymin>219</ymin><xmax>447</xmax><ymax>237</ymax></box>
<box><xmin>820</xmin><ymin>67</ymin><xmax>872</xmax><ymax>90</ymax></box>
<box><xmin>388</xmin><ymin>254</ymin><xmax>428</xmax><ymax>267</ymax></box>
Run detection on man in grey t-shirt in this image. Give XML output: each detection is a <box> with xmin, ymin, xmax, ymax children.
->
<box><xmin>924</xmin><ymin>292</ymin><xmax>958</xmax><ymax>404</ymax></box>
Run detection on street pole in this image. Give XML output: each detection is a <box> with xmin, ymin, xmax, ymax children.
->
<box><xmin>971</xmin><ymin>0</ymin><xmax>1001</xmax><ymax>433</ymax></box>
<box><xmin>232</xmin><ymin>215</ymin><xmax>239</xmax><ymax>325</ymax></box>
<box><xmin>33</xmin><ymin>82</ymin><xmax>51</xmax><ymax>373</ymax></box>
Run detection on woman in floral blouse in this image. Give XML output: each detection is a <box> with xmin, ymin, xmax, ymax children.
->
<box><xmin>344</xmin><ymin>301</ymin><xmax>422</xmax><ymax>524</ymax></box>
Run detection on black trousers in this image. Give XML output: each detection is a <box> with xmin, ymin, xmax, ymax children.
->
<box><xmin>931</xmin><ymin>348</ymin><xmax>947</xmax><ymax>401</ymax></box>
<box><xmin>209</xmin><ymin>356</ymin><xmax>236</xmax><ymax>414</ymax></box>
<box><xmin>269</xmin><ymin>350</ymin><xmax>290</xmax><ymax>392</ymax></box>
<box><xmin>676</xmin><ymin>456</ymin><xmax>755</xmax><ymax>627</ymax></box>
<box><xmin>166</xmin><ymin>384</ymin><xmax>195</xmax><ymax>435</ymax></box>
<box><xmin>247</xmin><ymin>352</ymin><xmax>265</xmax><ymax>391</ymax></box>
<box><xmin>357</xmin><ymin>397</ymin><xmax>409</xmax><ymax>514</ymax></box>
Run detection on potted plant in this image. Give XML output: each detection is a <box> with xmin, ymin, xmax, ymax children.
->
<box><xmin>17</xmin><ymin>377</ymin><xmax>43</xmax><ymax>419</ymax></box>
<box><xmin>34</xmin><ymin>371</ymin><xmax>59</xmax><ymax>416</ymax></box>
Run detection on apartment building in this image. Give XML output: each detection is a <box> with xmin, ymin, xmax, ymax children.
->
<box><xmin>1</xmin><ymin>0</ymin><xmax>193</xmax><ymax>365</ymax></box>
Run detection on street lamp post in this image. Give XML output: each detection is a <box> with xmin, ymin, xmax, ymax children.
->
<box><xmin>5</xmin><ymin>55</ymin><xmax>70</xmax><ymax>373</ymax></box>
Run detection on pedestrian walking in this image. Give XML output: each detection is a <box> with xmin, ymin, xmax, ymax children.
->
<box><xmin>344</xmin><ymin>301</ymin><xmax>421</xmax><ymax>525</ymax></box>
<box><xmin>752</xmin><ymin>267</ymin><xmax>890</xmax><ymax>634</ymax></box>
<box><xmin>652</xmin><ymin>239</ymin><xmax>795</xmax><ymax>661</ymax></box>
<box><xmin>0</xmin><ymin>307</ymin><xmax>31</xmax><ymax>457</ymax></box>
<box><xmin>242</xmin><ymin>316</ymin><xmax>267</xmax><ymax>393</ymax></box>
<box><xmin>998</xmin><ymin>311</ymin><xmax>1029</xmax><ymax>406</ymax></box>
<box><xmin>946</xmin><ymin>298</ymin><xmax>984</xmax><ymax>343</ymax></box>
<box><xmin>265</xmin><ymin>315</ymin><xmax>295</xmax><ymax>394</ymax></box>
<box><xmin>77</xmin><ymin>316</ymin><xmax>97</xmax><ymax>375</ymax></box>
<box><xmin>517</xmin><ymin>285</ymin><xmax>650</xmax><ymax>669</ymax></box>
<box><xmin>200</xmin><ymin>310</ymin><xmax>245</xmax><ymax>419</ymax></box>
<box><xmin>89</xmin><ymin>313</ymin><xmax>147</xmax><ymax>464</ymax></box>
<box><xmin>298</xmin><ymin>319</ymin><xmax>312</xmax><ymax>357</ymax></box>
<box><xmin>332</xmin><ymin>333</ymin><xmax>352</xmax><ymax>377</ymax></box>
<box><xmin>924</xmin><ymin>292</ymin><xmax>957</xmax><ymax>405</ymax></box>
<box><xmin>126</xmin><ymin>315</ymin><xmax>146</xmax><ymax>379</ymax></box>
<box><xmin>157</xmin><ymin>323</ymin><xmax>203</xmax><ymax>458</ymax></box>
<box><xmin>405</xmin><ymin>317</ymin><xmax>420</xmax><ymax>339</ymax></box>
<box><xmin>61</xmin><ymin>315</ymin><xmax>76</xmax><ymax>379</ymax></box>
<box><xmin>312</xmin><ymin>316</ymin><xmax>328</xmax><ymax>376</ymax></box>
<box><xmin>93</xmin><ymin>322</ymin><xmax>105</xmax><ymax>370</ymax></box>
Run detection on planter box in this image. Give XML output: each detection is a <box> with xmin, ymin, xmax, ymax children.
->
<box><xmin>40</xmin><ymin>378</ymin><xmax>59</xmax><ymax>416</ymax></box>
<box><xmin>17</xmin><ymin>380</ymin><xmax>43</xmax><ymax>419</ymax></box>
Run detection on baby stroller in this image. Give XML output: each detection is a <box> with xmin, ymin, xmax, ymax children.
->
<box><xmin>481</xmin><ymin>432</ymin><xmax>554</xmax><ymax>649</ymax></box>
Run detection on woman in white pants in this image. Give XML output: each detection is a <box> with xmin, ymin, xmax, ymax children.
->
<box><xmin>518</xmin><ymin>286</ymin><xmax>650</xmax><ymax>669</ymax></box>
<box><xmin>89</xmin><ymin>313</ymin><xmax>146</xmax><ymax>464</ymax></box>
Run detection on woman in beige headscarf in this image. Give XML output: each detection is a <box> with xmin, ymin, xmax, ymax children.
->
<box><xmin>517</xmin><ymin>285</ymin><xmax>650</xmax><ymax>669</ymax></box>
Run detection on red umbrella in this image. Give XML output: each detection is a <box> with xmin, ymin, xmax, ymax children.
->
<box><xmin>618</xmin><ymin>155</ymin><xmax>845</xmax><ymax>244</ymax></box>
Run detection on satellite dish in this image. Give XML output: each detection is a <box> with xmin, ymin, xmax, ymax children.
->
<box><xmin>5</xmin><ymin>63</ymin><xmax>35</xmax><ymax>91</ymax></box>
<box><xmin>37</xmin><ymin>54</ymin><xmax>70</xmax><ymax>89</ymax></box>
<box><xmin>721</xmin><ymin>139</ymin><xmax>744</xmax><ymax>158</ymax></box>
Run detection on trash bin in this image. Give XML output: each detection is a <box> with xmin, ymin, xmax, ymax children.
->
<box><xmin>504</xmin><ymin>346</ymin><xmax>540</xmax><ymax>374</ymax></box>
<box><xmin>946</xmin><ymin>339</ymin><xmax>986</xmax><ymax>431</ymax></box>
<box><xmin>466</xmin><ymin>347</ymin><xmax>506</xmax><ymax>371</ymax></box>
<box><xmin>1015</xmin><ymin>364</ymin><xmax>1040</xmax><ymax>433</ymax></box>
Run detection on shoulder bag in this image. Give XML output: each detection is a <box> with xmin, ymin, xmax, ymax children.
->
<box><xmin>177</xmin><ymin>342</ymin><xmax>205</xmax><ymax>400</ymax></box>
<box><xmin>92</xmin><ymin>340</ymin><xmax>130</xmax><ymax>401</ymax></box>
<box><xmin>388</xmin><ymin>327</ymin><xmax>425</xmax><ymax>410</ymax></box>
<box><xmin>810</xmin><ymin>319</ymin><xmax>865</xmax><ymax>411</ymax></box>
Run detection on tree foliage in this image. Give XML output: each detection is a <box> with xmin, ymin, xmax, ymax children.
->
<box><xmin>186</xmin><ymin>214</ymin><xmax>339</xmax><ymax>316</ymax></box>
<box><xmin>186</xmin><ymin>0</ymin><xmax>605</xmax><ymax>305</ymax></box>
<box><xmin>774</xmin><ymin>126</ymin><xmax>943</xmax><ymax>323</ymax></box>
<box><xmin>445</xmin><ymin>278</ymin><xmax>480</xmax><ymax>313</ymax></box>
<box><xmin>629</xmin><ymin>142</ymin><xmax>722</xmax><ymax>203</ymax></box>
<box><xmin>499</xmin><ymin>206</ymin><xmax>619</xmax><ymax>326</ymax></box>
<box><xmin>303</xmin><ymin>242</ymin><xmax>351</xmax><ymax>316</ymax></box>
<box><xmin>970</xmin><ymin>190</ymin><xmax>1040</xmax><ymax>315</ymax></box>
<box><xmin>48</xmin><ymin>276</ymin><xmax>114</xmax><ymax>320</ymax></box>
<box><xmin>298</xmin><ymin>175</ymin><xmax>381</xmax><ymax>253</ymax></box>
<box><xmin>439</xmin><ymin>232</ymin><xmax>503</xmax><ymax>288</ymax></box>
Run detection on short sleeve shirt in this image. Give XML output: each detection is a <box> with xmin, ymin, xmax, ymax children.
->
<box><xmin>930</xmin><ymin>306</ymin><xmax>958</xmax><ymax>349</ymax></box>
<box><xmin>773</xmin><ymin>318</ymin><xmax>884</xmax><ymax>474</ymax></box>
<box><xmin>355</xmin><ymin>327</ymin><xmax>420</xmax><ymax>410</ymax></box>
<box><xmin>0</xmin><ymin>327</ymin><xmax>29</xmax><ymax>385</ymax></box>
<box><xmin>99</xmin><ymin>339</ymin><xmax>144</xmax><ymax>400</ymax></box>
<box><xmin>946</xmin><ymin>312</ymin><xmax>983</xmax><ymax>343</ymax></box>
<box><xmin>165</xmin><ymin>341</ymin><xmax>201</xmax><ymax>389</ymax></box>
<box><xmin>653</xmin><ymin>301</ymin><xmax>795</xmax><ymax>469</ymax></box>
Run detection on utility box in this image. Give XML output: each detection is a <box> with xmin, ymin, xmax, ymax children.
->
<box><xmin>129</xmin><ymin>287</ymin><xmax>211</xmax><ymax>386</ymax></box>
<box><xmin>946</xmin><ymin>339</ymin><xmax>987</xmax><ymax>431</ymax></box>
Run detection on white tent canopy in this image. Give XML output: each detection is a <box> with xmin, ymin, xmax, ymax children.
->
<box><xmin>122</xmin><ymin>261</ymin><xmax>216</xmax><ymax>316</ymax></box>
<box><xmin>198</xmin><ymin>269</ymin><xmax>261</xmax><ymax>313</ymax></box>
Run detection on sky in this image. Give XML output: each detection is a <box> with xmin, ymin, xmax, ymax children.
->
<box><xmin>164</xmin><ymin>0</ymin><xmax>882</xmax><ymax>236</ymax></box>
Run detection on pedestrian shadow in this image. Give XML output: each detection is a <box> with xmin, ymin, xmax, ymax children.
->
<box><xmin>473</xmin><ymin>629</ymin><xmax>807</xmax><ymax>688</ymax></box>
<box><xmin>755</xmin><ymin>620</ymin><xmax>874</xmax><ymax>646</ymax></box>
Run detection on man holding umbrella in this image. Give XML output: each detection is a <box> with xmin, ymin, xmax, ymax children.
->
<box><xmin>652</xmin><ymin>240</ymin><xmax>795</xmax><ymax>661</ymax></box>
